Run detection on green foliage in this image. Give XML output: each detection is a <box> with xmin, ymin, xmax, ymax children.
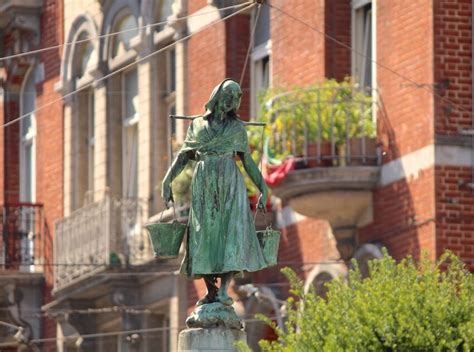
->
<box><xmin>171</xmin><ymin>161</ymin><xmax>195</xmax><ymax>204</ymax></box>
<box><xmin>258</xmin><ymin>250</ymin><xmax>474</xmax><ymax>352</ymax></box>
<box><xmin>258</xmin><ymin>79</ymin><xmax>375</xmax><ymax>160</ymax></box>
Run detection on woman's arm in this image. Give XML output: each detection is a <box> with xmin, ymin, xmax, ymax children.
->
<box><xmin>239</xmin><ymin>151</ymin><xmax>268</xmax><ymax>209</ymax></box>
<box><xmin>161</xmin><ymin>151</ymin><xmax>192</xmax><ymax>203</ymax></box>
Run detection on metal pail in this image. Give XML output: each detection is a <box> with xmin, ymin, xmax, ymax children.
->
<box><xmin>257</xmin><ymin>226</ymin><xmax>281</xmax><ymax>267</ymax></box>
<box><xmin>145</xmin><ymin>220</ymin><xmax>187</xmax><ymax>259</ymax></box>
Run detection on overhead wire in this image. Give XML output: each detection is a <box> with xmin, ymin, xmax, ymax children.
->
<box><xmin>0</xmin><ymin>2</ymin><xmax>252</xmax><ymax>63</ymax></box>
<box><xmin>0</xmin><ymin>315</ymin><xmax>280</xmax><ymax>347</ymax></box>
<box><xmin>1</xmin><ymin>2</ymin><xmax>256</xmax><ymax>130</ymax></box>
<box><xmin>268</xmin><ymin>1</ymin><xmax>474</xmax><ymax>121</ymax></box>
<box><xmin>239</xmin><ymin>2</ymin><xmax>262</xmax><ymax>86</ymax></box>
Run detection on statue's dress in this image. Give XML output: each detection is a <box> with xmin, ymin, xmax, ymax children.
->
<box><xmin>179</xmin><ymin>115</ymin><xmax>267</xmax><ymax>278</ymax></box>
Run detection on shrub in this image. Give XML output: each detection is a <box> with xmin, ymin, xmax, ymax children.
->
<box><xmin>257</xmin><ymin>250</ymin><xmax>474</xmax><ymax>352</ymax></box>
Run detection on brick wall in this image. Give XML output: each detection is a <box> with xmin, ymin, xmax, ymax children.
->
<box><xmin>186</xmin><ymin>21</ymin><xmax>227</xmax><ymax>116</ymax></box>
<box><xmin>325</xmin><ymin>0</ymin><xmax>351</xmax><ymax>81</ymax></box>
<box><xmin>188</xmin><ymin>0</ymin><xmax>208</xmax><ymax>15</ymax></box>
<box><xmin>434</xmin><ymin>0</ymin><xmax>472</xmax><ymax>135</ymax></box>
<box><xmin>270</xmin><ymin>0</ymin><xmax>326</xmax><ymax>88</ymax></box>
<box><xmin>432</xmin><ymin>1</ymin><xmax>474</xmax><ymax>271</ymax></box>
<box><xmin>376</xmin><ymin>0</ymin><xmax>434</xmax><ymax>160</ymax></box>
<box><xmin>37</xmin><ymin>0</ymin><xmax>63</xmax><ymax>341</ymax></box>
<box><xmin>225</xmin><ymin>15</ymin><xmax>250</xmax><ymax>120</ymax></box>
<box><xmin>3</xmin><ymin>99</ymin><xmax>20</xmax><ymax>203</ymax></box>
<box><xmin>436</xmin><ymin>166</ymin><xmax>474</xmax><ymax>270</ymax></box>
<box><xmin>0</xmin><ymin>97</ymin><xmax>3</xmax><ymax>204</ymax></box>
<box><xmin>359</xmin><ymin>169</ymin><xmax>436</xmax><ymax>261</ymax></box>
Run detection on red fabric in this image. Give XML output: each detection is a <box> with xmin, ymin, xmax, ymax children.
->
<box><xmin>263</xmin><ymin>157</ymin><xmax>296</xmax><ymax>186</ymax></box>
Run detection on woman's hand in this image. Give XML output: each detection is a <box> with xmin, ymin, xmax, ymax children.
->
<box><xmin>257</xmin><ymin>190</ymin><xmax>268</xmax><ymax>211</ymax></box>
<box><xmin>161</xmin><ymin>181</ymin><xmax>174</xmax><ymax>206</ymax></box>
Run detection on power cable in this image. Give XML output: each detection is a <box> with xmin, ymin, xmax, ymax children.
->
<box><xmin>268</xmin><ymin>1</ymin><xmax>474</xmax><ymax>120</ymax></box>
<box><xmin>240</xmin><ymin>3</ymin><xmax>262</xmax><ymax>86</ymax></box>
<box><xmin>0</xmin><ymin>2</ymin><xmax>252</xmax><ymax>62</ymax></box>
<box><xmin>1</xmin><ymin>2</ymin><xmax>256</xmax><ymax>130</ymax></box>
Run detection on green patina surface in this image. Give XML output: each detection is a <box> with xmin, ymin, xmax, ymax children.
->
<box><xmin>162</xmin><ymin>79</ymin><xmax>270</xmax><ymax>314</ymax></box>
<box><xmin>186</xmin><ymin>302</ymin><xmax>243</xmax><ymax>330</ymax></box>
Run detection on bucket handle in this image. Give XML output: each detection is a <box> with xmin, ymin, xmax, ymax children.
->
<box><xmin>160</xmin><ymin>201</ymin><xmax>178</xmax><ymax>223</ymax></box>
<box><xmin>254</xmin><ymin>206</ymin><xmax>272</xmax><ymax>229</ymax></box>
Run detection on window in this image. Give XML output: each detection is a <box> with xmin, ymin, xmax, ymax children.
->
<box><xmin>20</xmin><ymin>68</ymin><xmax>36</xmax><ymax>203</ymax></box>
<box><xmin>353</xmin><ymin>0</ymin><xmax>373</xmax><ymax>90</ymax></box>
<box><xmin>157</xmin><ymin>0</ymin><xmax>173</xmax><ymax>31</ymax></box>
<box><xmin>122</xmin><ymin>68</ymin><xmax>139</xmax><ymax>198</ymax></box>
<box><xmin>19</xmin><ymin>68</ymin><xmax>36</xmax><ymax>269</ymax></box>
<box><xmin>87</xmin><ymin>90</ymin><xmax>95</xmax><ymax>194</ymax></box>
<box><xmin>72</xmin><ymin>31</ymin><xmax>96</xmax><ymax>209</ymax></box>
<box><xmin>112</xmin><ymin>15</ymin><xmax>138</xmax><ymax>58</ymax></box>
<box><xmin>251</xmin><ymin>3</ymin><xmax>271</xmax><ymax>118</ymax></box>
<box><xmin>76</xmin><ymin>33</ymin><xmax>95</xmax><ymax>81</ymax></box>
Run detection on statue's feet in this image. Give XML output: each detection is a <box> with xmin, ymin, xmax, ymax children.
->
<box><xmin>216</xmin><ymin>291</ymin><xmax>234</xmax><ymax>306</ymax></box>
<box><xmin>196</xmin><ymin>294</ymin><xmax>216</xmax><ymax>306</ymax></box>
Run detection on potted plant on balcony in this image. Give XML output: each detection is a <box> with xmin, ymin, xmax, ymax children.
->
<box><xmin>328</xmin><ymin>82</ymin><xmax>376</xmax><ymax>166</ymax></box>
<box><xmin>257</xmin><ymin>79</ymin><xmax>376</xmax><ymax>168</ymax></box>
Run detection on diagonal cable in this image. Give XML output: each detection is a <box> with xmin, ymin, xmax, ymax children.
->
<box><xmin>239</xmin><ymin>3</ymin><xmax>262</xmax><ymax>86</ymax></box>
<box><xmin>0</xmin><ymin>2</ymin><xmax>252</xmax><ymax>62</ymax></box>
<box><xmin>268</xmin><ymin>2</ymin><xmax>474</xmax><ymax>119</ymax></box>
<box><xmin>2</xmin><ymin>2</ymin><xmax>256</xmax><ymax>130</ymax></box>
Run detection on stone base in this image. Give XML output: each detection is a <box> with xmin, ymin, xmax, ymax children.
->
<box><xmin>186</xmin><ymin>302</ymin><xmax>243</xmax><ymax>330</ymax></box>
<box><xmin>178</xmin><ymin>328</ymin><xmax>247</xmax><ymax>352</ymax></box>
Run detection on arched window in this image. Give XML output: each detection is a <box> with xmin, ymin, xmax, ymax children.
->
<box><xmin>19</xmin><ymin>67</ymin><xmax>37</xmax><ymax>268</ymax></box>
<box><xmin>304</xmin><ymin>263</ymin><xmax>347</xmax><ymax>298</ymax></box>
<box><xmin>353</xmin><ymin>243</ymin><xmax>384</xmax><ymax>278</ymax></box>
<box><xmin>71</xmin><ymin>31</ymin><xmax>97</xmax><ymax>209</ymax></box>
<box><xmin>104</xmin><ymin>10</ymin><xmax>140</xmax><ymax>200</ymax></box>
<box><xmin>111</xmin><ymin>14</ymin><xmax>138</xmax><ymax>58</ymax></box>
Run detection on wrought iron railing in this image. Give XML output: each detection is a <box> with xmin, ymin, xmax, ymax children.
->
<box><xmin>0</xmin><ymin>203</ymin><xmax>44</xmax><ymax>272</ymax></box>
<box><xmin>262</xmin><ymin>86</ymin><xmax>382</xmax><ymax>167</ymax></box>
<box><xmin>54</xmin><ymin>195</ymin><xmax>151</xmax><ymax>291</ymax></box>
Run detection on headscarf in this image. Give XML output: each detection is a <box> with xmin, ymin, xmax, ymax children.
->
<box><xmin>202</xmin><ymin>78</ymin><xmax>241</xmax><ymax>120</ymax></box>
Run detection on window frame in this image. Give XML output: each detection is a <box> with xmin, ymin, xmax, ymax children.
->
<box><xmin>19</xmin><ymin>67</ymin><xmax>37</xmax><ymax>204</ymax></box>
<box><xmin>121</xmin><ymin>67</ymin><xmax>139</xmax><ymax>199</ymax></box>
<box><xmin>351</xmin><ymin>0</ymin><xmax>375</xmax><ymax>91</ymax></box>
<box><xmin>250</xmin><ymin>3</ymin><xmax>272</xmax><ymax>119</ymax></box>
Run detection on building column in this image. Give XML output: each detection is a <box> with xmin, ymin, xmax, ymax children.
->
<box><xmin>63</xmin><ymin>100</ymin><xmax>73</xmax><ymax>217</ymax></box>
<box><xmin>137</xmin><ymin>58</ymin><xmax>153</xmax><ymax>216</ymax></box>
<box><xmin>94</xmin><ymin>81</ymin><xmax>108</xmax><ymax>202</ymax></box>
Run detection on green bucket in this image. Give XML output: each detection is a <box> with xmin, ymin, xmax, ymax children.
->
<box><xmin>257</xmin><ymin>226</ymin><xmax>281</xmax><ymax>267</ymax></box>
<box><xmin>145</xmin><ymin>220</ymin><xmax>187</xmax><ymax>259</ymax></box>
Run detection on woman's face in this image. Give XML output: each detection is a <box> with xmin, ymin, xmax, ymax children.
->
<box><xmin>219</xmin><ymin>83</ymin><xmax>242</xmax><ymax>113</ymax></box>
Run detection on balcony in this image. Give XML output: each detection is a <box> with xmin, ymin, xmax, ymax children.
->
<box><xmin>54</xmin><ymin>195</ymin><xmax>152</xmax><ymax>292</ymax></box>
<box><xmin>259</xmin><ymin>83</ymin><xmax>381</xmax><ymax>259</ymax></box>
<box><xmin>0</xmin><ymin>203</ymin><xmax>44</xmax><ymax>345</ymax></box>
<box><xmin>0</xmin><ymin>202</ymin><xmax>44</xmax><ymax>272</ymax></box>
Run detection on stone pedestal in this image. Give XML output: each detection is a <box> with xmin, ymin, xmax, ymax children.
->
<box><xmin>178</xmin><ymin>302</ymin><xmax>246</xmax><ymax>351</ymax></box>
<box><xmin>178</xmin><ymin>328</ymin><xmax>247</xmax><ymax>352</ymax></box>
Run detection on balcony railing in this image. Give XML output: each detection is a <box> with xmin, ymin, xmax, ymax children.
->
<box><xmin>262</xmin><ymin>86</ymin><xmax>381</xmax><ymax>167</ymax></box>
<box><xmin>0</xmin><ymin>203</ymin><xmax>44</xmax><ymax>272</ymax></box>
<box><xmin>54</xmin><ymin>195</ymin><xmax>151</xmax><ymax>291</ymax></box>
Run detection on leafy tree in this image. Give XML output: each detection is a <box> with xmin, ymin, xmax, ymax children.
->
<box><xmin>254</xmin><ymin>251</ymin><xmax>474</xmax><ymax>352</ymax></box>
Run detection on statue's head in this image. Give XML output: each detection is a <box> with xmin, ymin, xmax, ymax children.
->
<box><xmin>204</xmin><ymin>79</ymin><xmax>242</xmax><ymax>119</ymax></box>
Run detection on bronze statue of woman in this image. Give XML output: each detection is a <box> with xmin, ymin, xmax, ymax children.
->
<box><xmin>161</xmin><ymin>79</ymin><xmax>268</xmax><ymax>306</ymax></box>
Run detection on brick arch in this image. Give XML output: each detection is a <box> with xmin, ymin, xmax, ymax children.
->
<box><xmin>303</xmin><ymin>262</ymin><xmax>347</xmax><ymax>294</ymax></box>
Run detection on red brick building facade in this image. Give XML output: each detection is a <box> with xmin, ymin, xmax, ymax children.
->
<box><xmin>0</xmin><ymin>0</ymin><xmax>472</xmax><ymax>350</ymax></box>
<box><xmin>0</xmin><ymin>0</ymin><xmax>63</xmax><ymax>349</ymax></box>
